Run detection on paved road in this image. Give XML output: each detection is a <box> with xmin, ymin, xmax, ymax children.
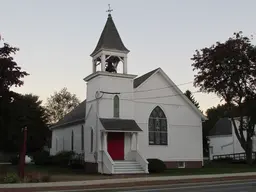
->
<box><xmin>43</xmin><ymin>180</ymin><xmax>256</xmax><ymax>192</ymax></box>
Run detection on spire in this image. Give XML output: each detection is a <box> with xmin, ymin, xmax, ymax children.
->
<box><xmin>90</xmin><ymin>8</ymin><xmax>129</xmax><ymax>57</ymax></box>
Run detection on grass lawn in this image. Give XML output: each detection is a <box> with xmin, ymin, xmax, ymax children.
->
<box><xmin>1</xmin><ymin>162</ymin><xmax>256</xmax><ymax>183</ymax></box>
<box><xmin>163</xmin><ymin>163</ymin><xmax>256</xmax><ymax>176</ymax></box>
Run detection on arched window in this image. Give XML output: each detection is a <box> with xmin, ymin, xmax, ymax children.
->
<box><xmin>71</xmin><ymin>130</ymin><xmax>74</xmax><ymax>151</ymax></box>
<box><xmin>148</xmin><ymin>106</ymin><xmax>168</xmax><ymax>145</ymax></box>
<box><xmin>113</xmin><ymin>95</ymin><xmax>120</xmax><ymax>118</ymax></box>
<box><xmin>90</xmin><ymin>127</ymin><xmax>94</xmax><ymax>153</ymax></box>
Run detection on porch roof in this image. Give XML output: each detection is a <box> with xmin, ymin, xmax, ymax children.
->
<box><xmin>99</xmin><ymin>118</ymin><xmax>142</xmax><ymax>132</ymax></box>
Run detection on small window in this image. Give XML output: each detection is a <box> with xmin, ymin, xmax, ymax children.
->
<box><xmin>113</xmin><ymin>95</ymin><xmax>120</xmax><ymax>118</ymax></box>
<box><xmin>90</xmin><ymin>128</ymin><xmax>94</xmax><ymax>153</ymax></box>
<box><xmin>81</xmin><ymin>125</ymin><xmax>84</xmax><ymax>151</ymax></box>
<box><xmin>62</xmin><ymin>137</ymin><xmax>65</xmax><ymax>151</ymax></box>
<box><xmin>71</xmin><ymin>130</ymin><xmax>74</xmax><ymax>151</ymax></box>
<box><xmin>209</xmin><ymin>146</ymin><xmax>213</xmax><ymax>154</ymax></box>
<box><xmin>178</xmin><ymin>162</ymin><xmax>185</xmax><ymax>168</ymax></box>
<box><xmin>56</xmin><ymin>138</ymin><xmax>58</xmax><ymax>151</ymax></box>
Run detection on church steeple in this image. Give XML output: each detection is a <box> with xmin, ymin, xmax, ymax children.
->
<box><xmin>91</xmin><ymin>6</ymin><xmax>129</xmax><ymax>74</ymax></box>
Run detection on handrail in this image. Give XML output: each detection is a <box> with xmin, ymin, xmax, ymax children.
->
<box><xmin>136</xmin><ymin>150</ymin><xmax>148</xmax><ymax>165</ymax></box>
<box><xmin>131</xmin><ymin>150</ymin><xmax>148</xmax><ymax>173</ymax></box>
<box><xmin>100</xmin><ymin>150</ymin><xmax>114</xmax><ymax>174</ymax></box>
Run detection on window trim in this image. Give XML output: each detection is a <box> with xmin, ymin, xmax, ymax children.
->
<box><xmin>148</xmin><ymin>106</ymin><xmax>168</xmax><ymax>146</ymax></box>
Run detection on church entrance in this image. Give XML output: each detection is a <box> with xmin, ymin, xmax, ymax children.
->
<box><xmin>107</xmin><ymin>132</ymin><xmax>124</xmax><ymax>160</ymax></box>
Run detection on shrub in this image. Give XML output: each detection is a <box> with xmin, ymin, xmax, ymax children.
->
<box><xmin>33</xmin><ymin>151</ymin><xmax>52</xmax><ymax>165</ymax></box>
<box><xmin>3</xmin><ymin>172</ymin><xmax>20</xmax><ymax>183</ymax></box>
<box><xmin>69</xmin><ymin>153</ymin><xmax>84</xmax><ymax>169</ymax></box>
<box><xmin>51</xmin><ymin>151</ymin><xmax>75</xmax><ymax>167</ymax></box>
<box><xmin>147</xmin><ymin>158</ymin><xmax>166</xmax><ymax>173</ymax></box>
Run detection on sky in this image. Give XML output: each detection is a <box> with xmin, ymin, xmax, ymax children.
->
<box><xmin>0</xmin><ymin>0</ymin><xmax>255</xmax><ymax>113</ymax></box>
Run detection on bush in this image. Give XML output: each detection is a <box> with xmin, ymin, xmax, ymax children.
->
<box><xmin>51</xmin><ymin>151</ymin><xmax>75</xmax><ymax>167</ymax></box>
<box><xmin>69</xmin><ymin>153</ymin><xmax>84</xmax><ymax>169</ymax></box>
<box><xmin>33</xmin><ymin>151</ymin><xmax>52</xmax><ymax>165</ymax></box>
<box><xmin>147</xmin><ymin>158</ymin><xmax>166</xmax><ymax>173</ymax></box>
<box><xmin>3</xmin><ymin>172</ymin><xmax>20</xmax><ymax>183</ymax></box>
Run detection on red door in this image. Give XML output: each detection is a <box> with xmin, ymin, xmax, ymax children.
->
<box><xmin>107</xmin><ymin>132</ymin><xmax>124</xmax><ymax>160</ymax></box>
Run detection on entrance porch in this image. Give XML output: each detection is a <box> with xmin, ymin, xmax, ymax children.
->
<box><xmin>98</xmin><ymin>118</ymin><xmax>149</xmax><ymax>174</ymax></box>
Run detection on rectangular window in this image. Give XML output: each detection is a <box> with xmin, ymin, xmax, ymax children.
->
<box><xmin>81</xmin><ymin>125</ymin><xmax>84</xmax><ymax>151</ymax></box>
<box><xmin>178</xmin><ymin>162</ymin><xmax>185</xmax><ymax>168</ymax></box>
<box><xmin>90</xmin><ymin>128</ymin><xmax>94</xmax><ymax>153</ymax></box>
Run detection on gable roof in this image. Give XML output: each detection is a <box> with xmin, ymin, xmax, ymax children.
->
<box><xmin>90</xmin><ymin>14</ymin><xmax>129</xmax><ymax>56</ymax></box>
<box><xmin>208</xmin><ymin>118</ymin><xmax>232</xmax><ymax>136</ymax></box>
<box><xmin>50</xmin><ymin>100</ymin><xmax>86</xmax><ymax>129</ymax></box>
<box><xmin>133</xmin><ymin>68</ymin><xmax>159</xmax><ymax>88</ymax></box>
<box><xmin>134</xmin><ymin>67</ymin><xmax>207</xmax><ymax>120</ymax></box>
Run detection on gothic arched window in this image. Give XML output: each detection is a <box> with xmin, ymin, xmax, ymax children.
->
<box><xmin>113</xmin><ymin>95</ymin><xmax>120</xmax><ymax>118</ymax></box>
<box><xmin>148</xmin><ymin>106</ymin><xmax>168</xmax><ymax>145</ymax></box>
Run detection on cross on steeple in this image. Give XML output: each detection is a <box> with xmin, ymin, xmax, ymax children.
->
<box><xmin>106</xmin><ymin>4</ymin><xmax>113</xmax><ymax>14</ymax></box>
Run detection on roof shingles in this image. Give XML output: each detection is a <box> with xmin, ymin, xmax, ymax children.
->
<box><xmin>90</xmin><ymin>14</ymin><xmax>129</xmax><ymax>56</ymax></box>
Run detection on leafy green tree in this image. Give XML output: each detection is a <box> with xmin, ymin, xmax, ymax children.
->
<box><xmin>4</xmin><ymin>93</ymin><xmax>50</xmax><ymax>153</ymax></box>
<box><xmin>191</xmin><ymin>31</ymin><xmax>256</xmax><ymax>163</ymax></box>
<box><xmin>0</xmin><ymin>42</ymin><xmax>29</xmax><ymax>151</ymax></box>
<box><xmin>45</xmin><ymin>87</ymin><xmax>80</xmax><ymax>124</ymax></box>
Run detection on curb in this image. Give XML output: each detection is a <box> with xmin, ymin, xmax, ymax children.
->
<box><xmin>1</xmin><ymin>172</ymin><xmax>256</xmax><ymax>191</ymax></box>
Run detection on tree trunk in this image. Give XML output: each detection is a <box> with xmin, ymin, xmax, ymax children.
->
<box><xmin>246</xmin><ymin>131</ymin><xmax>253</xmax><ymax>165</ymax></box>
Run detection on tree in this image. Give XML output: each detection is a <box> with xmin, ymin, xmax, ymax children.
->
<box><xmin>184</xmin><ymin>90</ymin><xmax>200</xmax><ymax>109</ymax></box>
<box><xmin>45</xmin><ymin>87</ymin><xmax>80</xmax><ymax>124</ymax></box>
<box><xmin>184</xmin><ymin>90</ymin><xmax>211</xmax><ymax>156</ymax></box>
<box><xmin>0</xmin><ymin>42</ymin><xmax>29</xmax><ymax>150</ymax></box>
<box><xmin>2</xmin><ymin>93</ymin><xmax>50</xmax><ymax>153</ymax></box>
<box><xmin>191</xmin><ymin>31</ymin><xmax>256</xmax><ymax>163</ymax></box>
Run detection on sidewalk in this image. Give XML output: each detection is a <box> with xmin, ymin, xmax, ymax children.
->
<box><xmin>1</xmin><ymin>172</ymin><xmax>256</xmax><ymax>190</ymax></box>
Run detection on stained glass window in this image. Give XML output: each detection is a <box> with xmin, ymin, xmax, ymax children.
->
<box><xmin>148</xmin><ymin>106</ymin><xmax>168</xmax><ymax>145</ymax></box>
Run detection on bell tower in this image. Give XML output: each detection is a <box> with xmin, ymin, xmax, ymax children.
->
<box><xmin>90</xmin><ymin>5</ymin><xmax>129</xmax><ymax>74</ymax></box>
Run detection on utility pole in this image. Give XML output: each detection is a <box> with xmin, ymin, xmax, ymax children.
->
<box><xmin>19</xmin><ymin>127</ymin><xmax>27</xmax><ymax>179</ymax></box>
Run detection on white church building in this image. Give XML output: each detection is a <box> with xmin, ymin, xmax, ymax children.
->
<box><xmin>50</xmin><ymin>12</ymin><xmax>206</xmax><ymax>174</ymax></box>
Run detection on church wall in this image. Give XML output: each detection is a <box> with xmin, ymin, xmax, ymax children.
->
<box><xmin>84</xmin><ymin>102</ymin><xmax>97</xmax><ymax>163</ymax></box>
<box><xmin>50</xmin><ymin>123</ymin><xmax>84</xmax><ymax>155</ymax></box>
<box><xmin>86</xmin><ymin>77</ymin><xmax>100</xmax><ymax>106</ymax></box>
<box><xmin>134</xmin><ymin>72</ymin><xmax>203</xmax><ymax>166</ymax></box>
<box><xmin>98</xmin><ymin>75</ymin><xmax>134</xmax><ymax>119</ymax></box>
